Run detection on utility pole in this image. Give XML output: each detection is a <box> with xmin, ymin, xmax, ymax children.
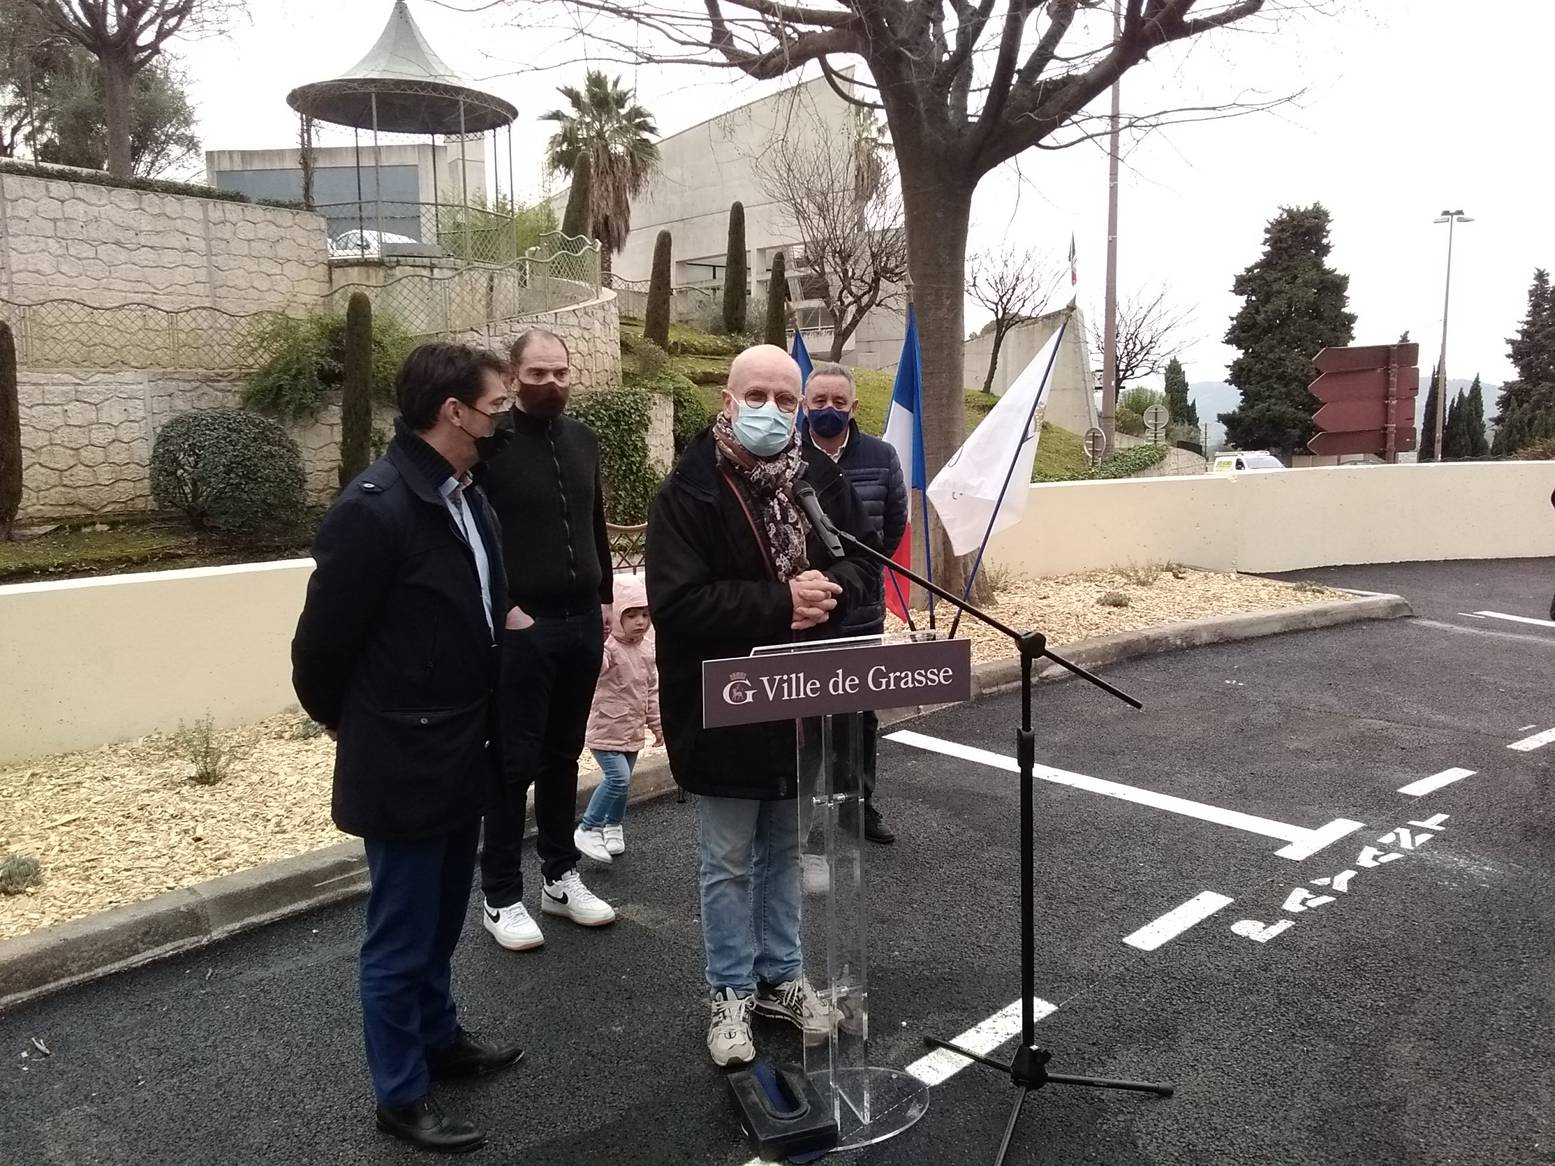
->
<box><xmin>1432</xmin><ymin>209</ymin><xmax>1472</xmax><ymax>460</ymax></box>
<box><xmin>1100</xmin><ymin>0</ymin><xmax>1122</xmax><ymax>453</ymax></box>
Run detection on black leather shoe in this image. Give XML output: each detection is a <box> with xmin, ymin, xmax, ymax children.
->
<box><xmin>864</xmin><ymin>803</ymin><xmax>896</xmax><ymax>845</ymax></box>
<box><xmin>427</xmin><ymin>1029</ymin><xmax>525</xmax><ymax>1081</ymax></box>
<box><xmin>375</xmin><ymin>1096</ymin><xmax>486</xmax><ymax>1153</ymax></box>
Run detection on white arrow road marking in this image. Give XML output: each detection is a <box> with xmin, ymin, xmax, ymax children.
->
<box><xmin>885</xmin><ymin>730</ymin><xmax>1364</xmax><ymax>860</ymax></box>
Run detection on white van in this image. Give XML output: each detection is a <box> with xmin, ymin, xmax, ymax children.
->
<box><xmin>1212</xmin><ymin>450</ymin><xmax>1284</xmax><ymax>473</ymax></box>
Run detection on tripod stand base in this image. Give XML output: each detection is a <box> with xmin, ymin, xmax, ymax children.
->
<box><xmin>924</xmin><ymin>1036</ymin><xmax>1172</xmax><ymax>1166</ymax></box>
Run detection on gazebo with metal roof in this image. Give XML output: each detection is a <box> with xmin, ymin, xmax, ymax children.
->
<box><xmin>286</xmin><ymin>0</ymin><xmax>518</xmax><ymax>259</ymax></box>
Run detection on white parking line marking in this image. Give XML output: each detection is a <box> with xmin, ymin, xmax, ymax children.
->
<box><xmin>1398</xmin><ymin>768</ymin><xmax>1477</xmax><ymax>796</ymax></box>
<box><xmin>885</xmin><ymin>730</ymin><xmax>1364</xmax><ymax>860</ymax></box>
<box><xmin>1508</xmin><ymin>727</ymin><xmax>1555</xmax><ymax>753</ymax></box>
<box><xmin>1467</xmin><ymin>610</ymin><xmax>1555</xmax><ymax>630</ymax></box>
<box><xmin>1412</xmin><ymin>619</ymin><xmax>1555</xmax><ymax>648</ymax></box>
<box><xmin>905</xmin><ymin>997</ymin><xmax>1059</xmax><ymax>1087</ymax></box>
<box><xmin>1123</xmin><ymin>892</ymin><xmax>1235</xmax><ymax>951</ymax></box>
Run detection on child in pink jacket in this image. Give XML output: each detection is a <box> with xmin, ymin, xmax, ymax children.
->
<box><xmin>575</xmin><ymin>576</ymin><xmax>662</xmax><ymax>863</ymax></box>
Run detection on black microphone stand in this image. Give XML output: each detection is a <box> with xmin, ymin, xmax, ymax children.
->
<box><xmin>818</xmin><ymin>518</ymin><xmax>1173</xmax><ymax>1166</ymax></box>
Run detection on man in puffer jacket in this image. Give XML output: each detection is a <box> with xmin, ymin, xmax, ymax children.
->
<box><xmin>800</xmin><ymin>361</ymin><xmax>908</xmax><ymax>844</ymax></box>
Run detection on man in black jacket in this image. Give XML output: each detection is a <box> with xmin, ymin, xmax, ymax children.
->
<box><xmin>292</xmin><ymin>342</ymin><xmax>524</xmax><ymax>1154</ymax></box>
<box><xmin>801</xmin><ymin>361</ymin><xmax>909</xmax><ymax>844</ymax></box>
<box><xmin>476</xmin><ymin>328</ymin><xmax>616</xmax><ymax>951</ymax></box>
<box><xmin>646</xmin><ymin>344</ymin><xmax>877</xmax><ymax>1068</ymax></box>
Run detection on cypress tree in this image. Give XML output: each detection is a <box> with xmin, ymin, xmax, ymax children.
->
<box><xmin>338</xmin><ymin>293</ymin><xmax>374</xmax><ymax>492</ymax></box>
<box><xmin>723</xmin><ymin>202</ymin><xmax>748</xmax><ymax>335</ymax></box>
<box><xmin>1163</xmin><ymin>357</ymin><xmax>1198</xmax><ymax>428</ymax></box>
<box><xmin>561</xmin><ymin>154</ymin><xmax>593</xmax><ymax>244</ymax></box>
<box><xmin>764</xmin><ymin>251</ymin><xmax>788</xmax><ymax>348</ymax></box>
<box><xmin>1220</xmin><ymin>204</ymin><xmax>1355</xmax><ymax>456</ymax></box>
<box><xmin>1419</xmin><ymin>366</ymin><xmax>1440</xmax><ymax>461</ymax></box>
<box><xmin>645</xmin><ymin>230</ymin><xmax>673</xmax><ymax>349</ymax></box>
<box><xmin>1442</xmin><ymin>390</ymin><xmax>1469</xmax><ymax>460</ymax></box>
<box><xmin>1466</xmin><ymin>374</ymin><xmax>1490</xmax><ymax>457</ymax></box>
<box><xmin>0</xmin><ymin>322</ymin><xmax>20</xmax><ymax>541</ymax></box>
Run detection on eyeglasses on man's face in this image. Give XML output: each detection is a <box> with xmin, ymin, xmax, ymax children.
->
<box><xmin>739</xmin><ymin>387</ymin><xmax>801</xmax><ymax>413</ymax></box>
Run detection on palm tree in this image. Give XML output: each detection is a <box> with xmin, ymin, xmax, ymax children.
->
<box><xmin>542</xmin><ymin>71</ymin><xmax>659</xmax><ymax>276</ymax></box>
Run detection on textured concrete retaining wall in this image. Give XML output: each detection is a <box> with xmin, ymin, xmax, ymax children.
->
<box><xmin>0</xmin><ymin>171</ymin><xmax>330</xmax><ymax>310</ymax></box>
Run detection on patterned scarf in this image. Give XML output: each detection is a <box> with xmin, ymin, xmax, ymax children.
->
<box><xmin>713</xmin><ymin>412</ymin><xmax>809</xmax><ymax>581</ymax></box>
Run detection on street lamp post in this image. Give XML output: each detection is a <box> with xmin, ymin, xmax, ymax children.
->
<box><xmin>1432</xmin><ymin>209</ymin><xmax>1473</xmax><ymax>460</ymax></box>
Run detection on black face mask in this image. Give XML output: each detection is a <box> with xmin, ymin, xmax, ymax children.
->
<box><xmin>517</xmin><ymin>379</ymin><xmax>568</xmax><ymax>419</ymax></box>
<box><xmin>807</xmin><ymin>407</ymin><xmax>850</xmax><ymax>439</ymax></box>
<box><xmin>473</xmin><ymin>409</ymin><xmax>515</xmax><ymax>462</ymax></box>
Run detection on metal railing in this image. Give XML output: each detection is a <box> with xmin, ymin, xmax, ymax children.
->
<box><xmin>607</xmin><ymin>523</ymin><xmax>648</xmax><ymax>574</ymax></box>
<box><xmin>316</xmin><ymin>201</ymin><xmax>567</xmax><ymax>270</ymax></box>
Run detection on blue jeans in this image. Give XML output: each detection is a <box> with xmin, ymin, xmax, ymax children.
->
<box><xmin>696</xmin><ymin>794</ymin><xmax>802</xmax><ymax>996</ymax></box>
<box><xmin>360</xmin><ymin>821</ymin><xmax>479</xmax><ymax>1107</ymax></box>
<box><xmin>581</xmin><ymin>750</ymin><xmax>637</xmax><ymax>828</ymax></box>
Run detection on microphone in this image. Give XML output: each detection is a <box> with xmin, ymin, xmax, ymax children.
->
<box><xmin>793</xmin><ymin>478</ymin><xmax>845</xmax><ymax>561</ymax></box>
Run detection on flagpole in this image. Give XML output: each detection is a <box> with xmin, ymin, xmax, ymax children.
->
<box><xmin>906</xmin><ymin>287</ymin><xmax>935</xmax><ymax>630</ymax></box>
<box><xmin>947</xmin><ymin>310</ymin><xmax>1073</xmax><ymax>640</ymax></box>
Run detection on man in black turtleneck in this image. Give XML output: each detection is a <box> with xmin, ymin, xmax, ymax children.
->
<box><xmin>476</xmin><ymin>328</ymin><xmax>618</xmax><ymax>951</ymax></box>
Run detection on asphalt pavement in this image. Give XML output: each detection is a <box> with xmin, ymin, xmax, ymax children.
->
<box><xmin>2</xmin><ymin>560</ymin><xmax>1551</xmax><ymax>1166</ymax></box>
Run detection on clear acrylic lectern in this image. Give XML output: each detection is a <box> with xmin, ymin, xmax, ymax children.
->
<box><xmin>755</xmin><ymin>634</ymin><xmax>931</xmax><ymax>1150</ymax></box>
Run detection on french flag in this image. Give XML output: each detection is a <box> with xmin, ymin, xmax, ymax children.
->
<box><xmin>881</xmin><ymin>304</ymin><xmax>929</xmax><ymax>622</ymax></box>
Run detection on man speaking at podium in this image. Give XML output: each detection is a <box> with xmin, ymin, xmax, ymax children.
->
<box><xmin>646</xmin><ymin>344</ymin><xmax>876</xmax><ymax>1069</ymax></box>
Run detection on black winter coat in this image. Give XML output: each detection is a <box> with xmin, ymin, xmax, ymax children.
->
<box><xmin>646</xmin><ymin>429</ymin><xmax>878</xmax><ymax>800</ymax></box>
<box><xmin>802</xmin><ymin>421</ymin><xmax>907</xmax><ymax>633</ymax></box>
<box><xmin>292</xmin><ymin>425</ymin><xmax>508</xmax><ymax>841</ymax></box>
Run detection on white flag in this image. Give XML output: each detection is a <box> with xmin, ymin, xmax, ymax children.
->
<box><xmin>927</xmin><ymin>322</ymin><xmax>1066</xmax><ymax>556</ymax></box>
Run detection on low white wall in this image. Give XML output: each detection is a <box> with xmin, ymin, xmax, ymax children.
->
<box><xmin>0</xmin><ymin>560</ymin><xmax>313</xmax><ymax>764</ymax></box>
<box><xmin>988</xmin><ymin>463</ymin><xmax>1555</xmax><ymax>577</ymax></box>
<box><xmin>5</xmin><ymin>462</ymin><xmax>1553</xmax><ymax>766</ymax></box>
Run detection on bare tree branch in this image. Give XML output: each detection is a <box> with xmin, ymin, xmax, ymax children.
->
<box><xmin>1090</xmin><ymin>284</ymin><xmax>1194</xmax><ymax>387</ymax></box>
<box><xmin>967</xmin><ymin>243</ymin><xmax>1062</xmax><ymax>394</ymax></box>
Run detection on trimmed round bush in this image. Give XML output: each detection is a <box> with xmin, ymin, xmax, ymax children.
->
<box><xmin>151</xmin><ymin>408</ymin><xmax>307</xmax><ymax>538</ymax></box>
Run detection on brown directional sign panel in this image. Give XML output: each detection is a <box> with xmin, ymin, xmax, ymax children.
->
<box><xmin>1307</xmin><ymin>342</ymin><xmax>1419</xmax><ymax>460</ymax></box>
<box><xmin>1313</xmin><ymin>343</ymin><xmax>1419</xmax><ymax>374</ymax></box>
<box><xmin>1313</xmin><ymin>396</ymin><xmax>1418</xmax><ymax>434</ymax></box>
<box><xmin>1310</xmin><ymin>366</ymin><xmax>1420</xmax><ymax>404</ymax></box>
<box><xmin>1309</xmin><ymin>427</ymin><xmax>1418</xmax><ymax>456</ymax></box>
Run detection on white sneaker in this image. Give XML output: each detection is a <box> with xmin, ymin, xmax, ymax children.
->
<box><xmin>482</xmin><ymin>901</ymin><xmax>544</xmax><ymax>951</ymax></box>
<box><xmin>754</xmin><ymin>978</ymin><xmax>842</xmax><ymax>1043</ymax></box>
<box><xmin>574</xmin><ymin>825</ymin><xmax>613</xmax><ymax>864</ymax></box>
<box><xmin>602</xmin><ymin>824</ymin><xmax>626</xmax><ymax>856</ymax></box>
<box><xmin>541</xmin><ymin>870</ymin><xmax>617</xmax><ymax>927</ymax></box>
<box><xmin>707</xmin><ymin>988</ymin><xmax>756</xmax><ymax>1068</ymax></box>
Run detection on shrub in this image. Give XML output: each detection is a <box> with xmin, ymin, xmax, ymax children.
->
<box><xmin>1120</xmin><ymin>565</ymin><xmax>1160</xmax><ymax>587</ymax></box>
<box><xmin>0</xmin><ymin>322</ymin><xmax>19</xmax><ymax>541</ymax></box>
<box><xmin>151</xmin><ymin>408</ymin><xmax>306</xmax><ymax>538</ymax></box>
<box><xmin>290</xmin><ymin>716</ymin><xmax>326</xmax><ymax>740</ymax></box>
<box><xmin>764</xmin><ymin>252</ymin><xmax>788</xmax><ymax>347</ymax></box>
<box><xmin>243</xmin><ymin>310</ymin><xmax>415</xmax><ymax>423</ymax></box>
<box><xmin>0</xmin><ymin>853</ymin><xmax>42</xmax><ymax>895</ymax></box>
<box><xmin>1089</xmin><ymin>443</ymin><xmax>1167</xmax><ymax>480</ymax></box>
<box><xmin>173</xmin><ymin>715</ymin><xmax>236</xmax><ymax>785</ymax></box>
<box><xmin>338</xmin><ymin>293</ymin><xmax>374</xmax><ymax>491</ymax></box>
<box><xmin>1097</xmin><ymin>590</ymin><xmax>1131</xmax><ymax>608</ymax></box>
<box><xmin>645</xmin><ymin>231</ymin><xmax>673</xmax><ymax>349</ymax></box>
<box><xmin>1513</xmin><ymin>435</ymin><xmax>1555</xmax><ymax>460</ymax></box>
<box><xmin>1115</xmin><ymin>405</ymin><xmax>1145</xmax><ymax>437</ymax></box>
<box><xmin>569</xmin><ymin>387</ymin><xmax>662</xmax><ymax>523</ymax></box>
<box><xmin>724</xmin><ymin>202</ymin><xmax>748</xmax><ymax>335</ymax></box>
<box><xmin>622</xmin><ymin>333</ymin><xmax>671</xmax><ymax>378</ymax></box>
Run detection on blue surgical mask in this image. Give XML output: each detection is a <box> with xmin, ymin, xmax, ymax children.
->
<box><xmin>733</xmin><ymin>401</ymin><xmax>794</xmax><ymax>457</ymax></box>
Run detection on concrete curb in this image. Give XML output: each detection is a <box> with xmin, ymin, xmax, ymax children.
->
<box><xmin>0</xmin><ymin>592</ymin><xmax>1409</xmax><ymax>1013</ymax></box>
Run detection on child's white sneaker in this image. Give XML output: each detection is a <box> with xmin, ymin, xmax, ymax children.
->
<box><xmin>574</xmin><ymin>825</ymin><xmax>612</xmax><ymax>864</ymax></box>
<box><xmin>602</xmin><ymin>824</ymin><xmax>625</xmax><ymax>856</ymax></box>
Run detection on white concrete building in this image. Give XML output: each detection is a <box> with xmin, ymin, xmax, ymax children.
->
<box><xmin>205</xmin><ymin>140</ymin><xmax>487</xmax><ymax>244</ymax></box>
<box><xmin>572</xmin><ymin>71</ymin><xmax>903</xmax><ymax>362</ymax></box>
<box><xmin>963</xmin><ymin>308</ymin><xmax>1101</xmax><ymax>437</ymax></box>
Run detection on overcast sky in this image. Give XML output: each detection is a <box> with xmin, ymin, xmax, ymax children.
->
<box><xmin>177</xmin><ymin>0</ymin><xmax>1552</xmax><ymax>390</ymax></box>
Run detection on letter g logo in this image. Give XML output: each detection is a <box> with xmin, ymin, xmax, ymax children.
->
<box><xmin>723</xmin><ymin>678</ymin><xmax>756</xmax><ymax>705</ymax></box>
